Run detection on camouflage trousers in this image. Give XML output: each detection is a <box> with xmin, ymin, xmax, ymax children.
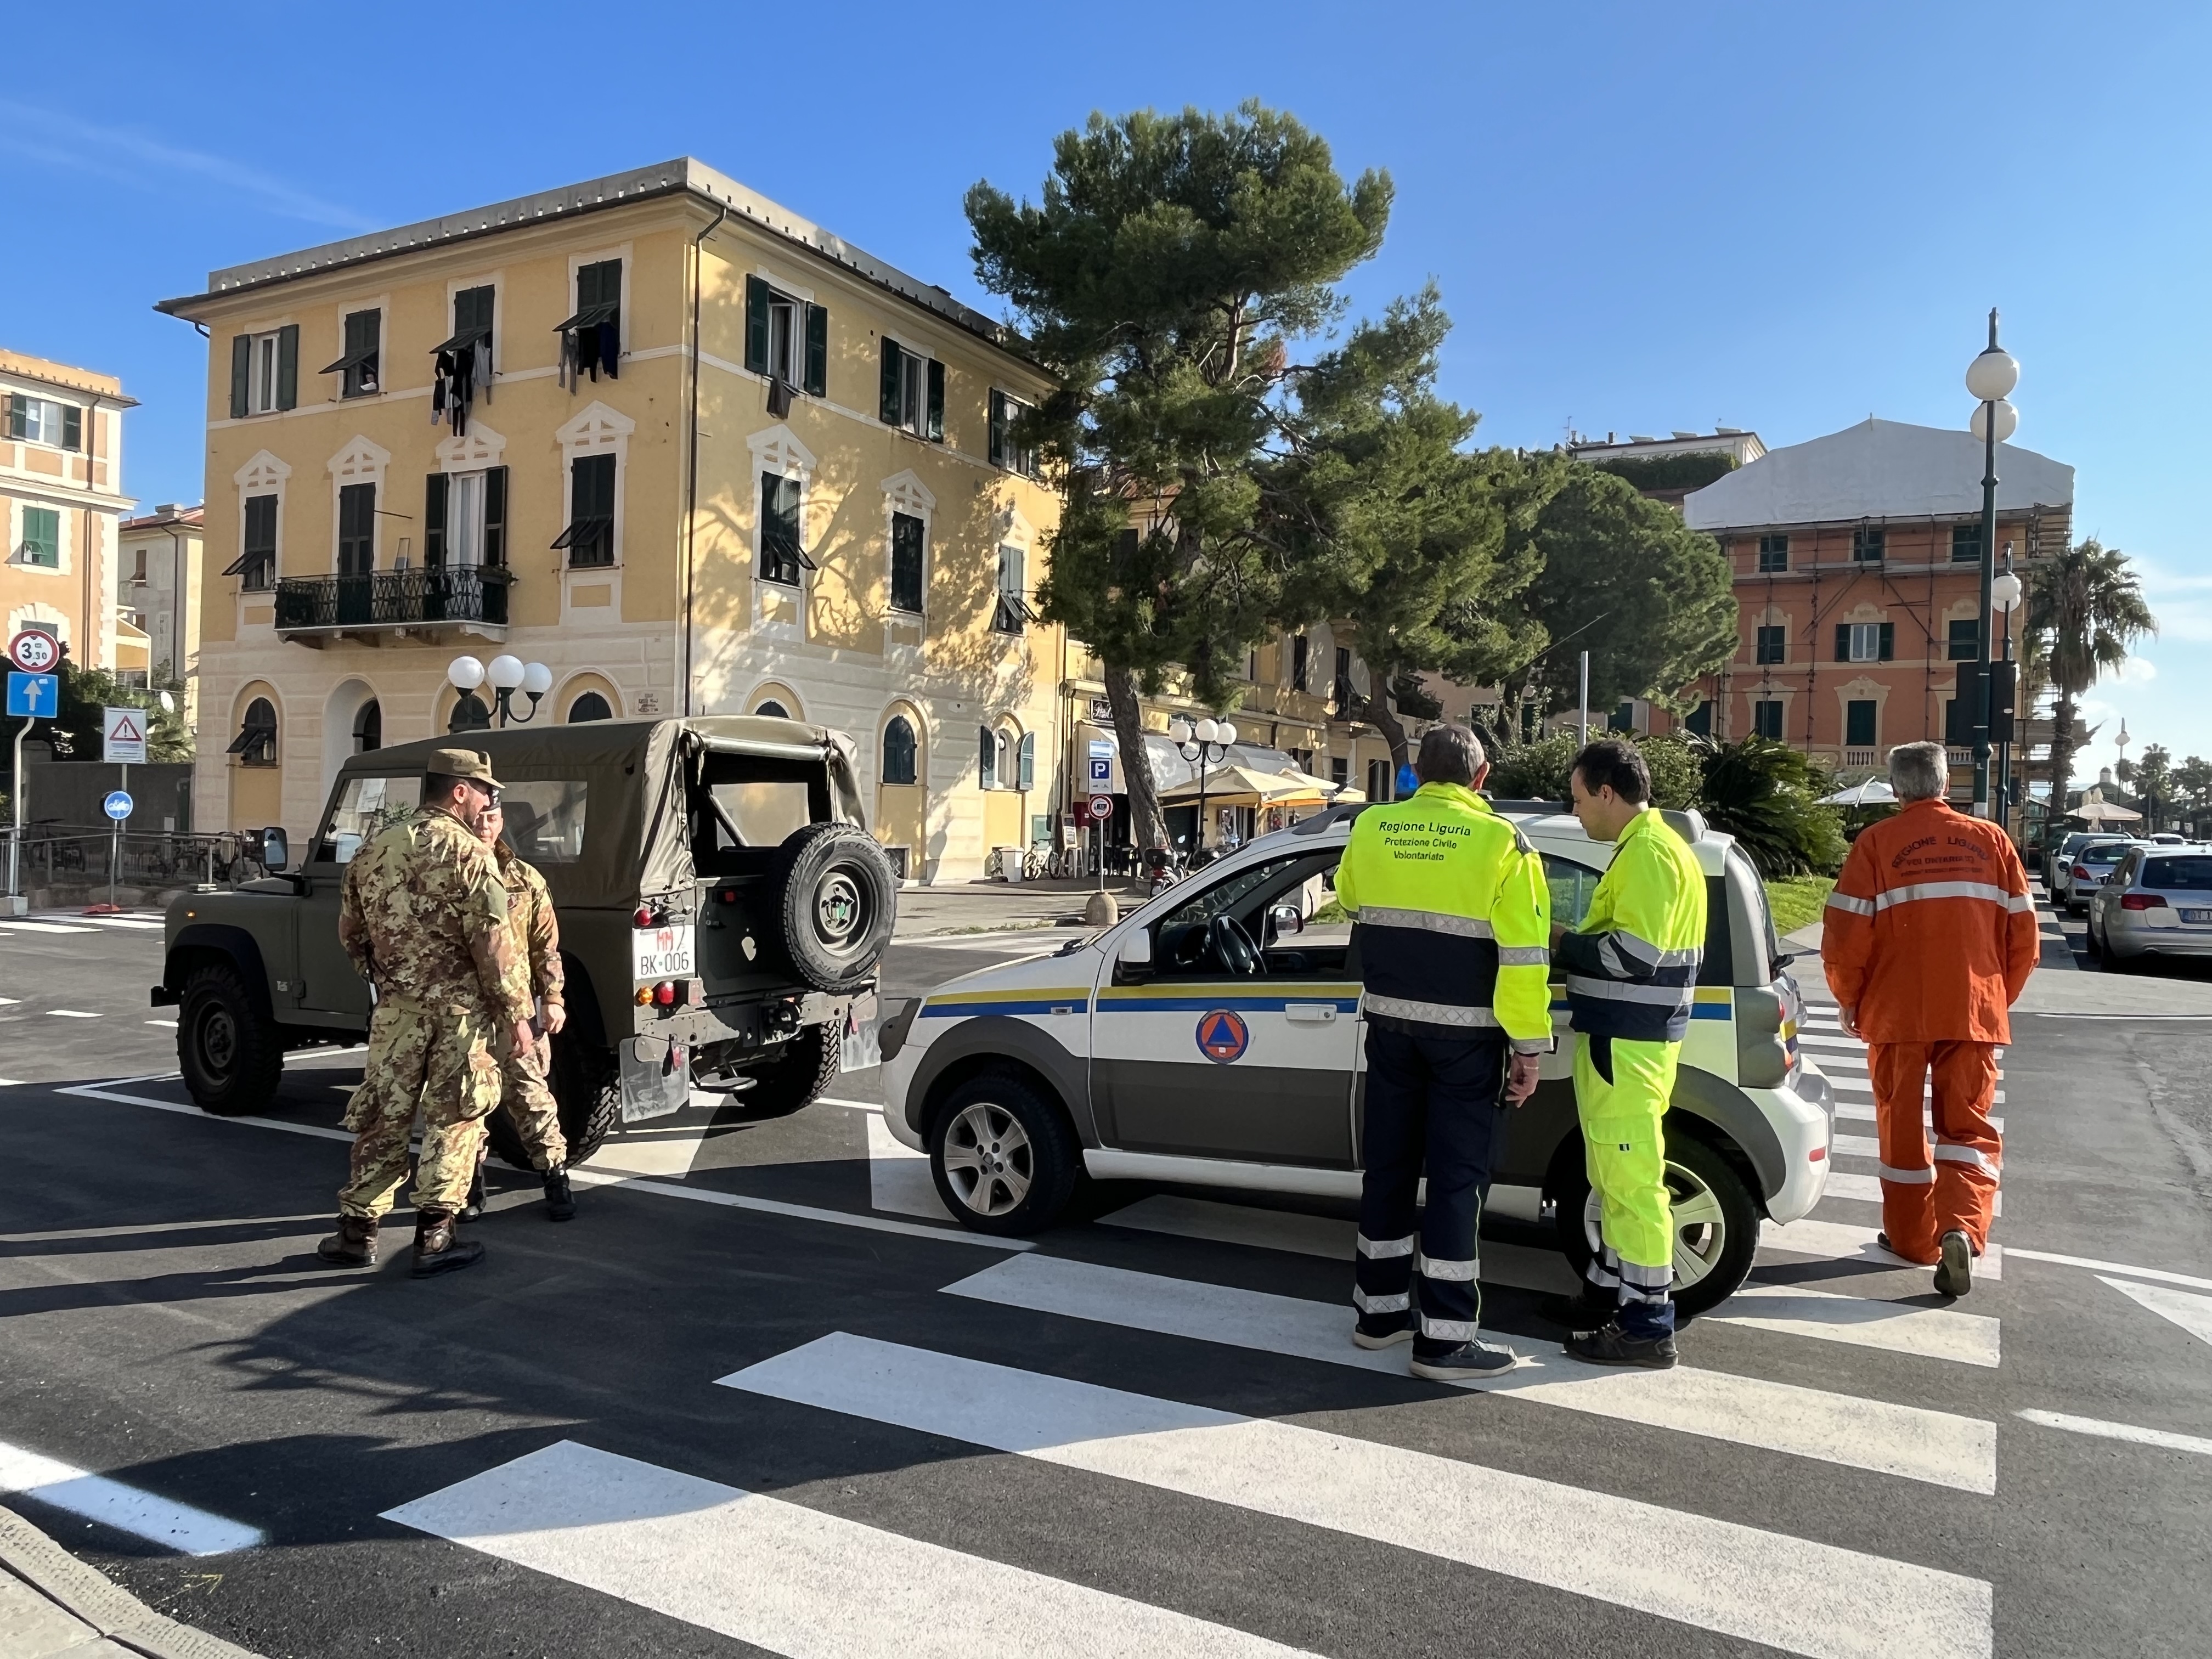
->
<box><xmin>338</xmin><ymin>998</ymin><xmax>504</xmax><ymax>1218</ymax></box>
<box><xmin>496</xmin><ymin>1031</ymin><xmax>568</xmax><ymax>1172</ymax></box>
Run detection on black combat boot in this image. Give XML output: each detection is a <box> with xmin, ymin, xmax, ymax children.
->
<box><xmin>541</xmin><ymin>1164</ymin><xmax>575</xmax><ymax>1222</ymax></box>
<box><xmin>410</xmin><ymin>1207</ymin><xmax>486</xmax><ymax>1277</ymax></box>
<box><xmin>316</xmin><ymin>1214</ymin><xmax>379</xmax><ymax>1267</ymax></box>
<box><xmin>458</xmin><ymin>1164</ymin><xmax>488</xmax><ymax>1223</ymax></box>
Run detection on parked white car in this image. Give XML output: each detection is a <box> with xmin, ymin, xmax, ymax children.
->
<box><xmin>2088</xmin><ymin>845</ymin><xmax>2212</xmax><ymax>971</ymax></box>
<box><xmin>880</xmin><ymin>802</ymin><xmax>1835</xmax><ymax>1318</ymax></box>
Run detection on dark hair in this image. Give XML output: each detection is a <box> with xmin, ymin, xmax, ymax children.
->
<box><xmin>1571</xmin><ymin>738</ymin><xmax>1650</xmax><ymax>804</ymax></box>
<box><xmin>1415</xmin><ymin>724</ymin><xmax>1485</xmax><ymax>787</ymax></box>
<box><xmin>423</xmin><ymin>774</ymin><xmax>471</xmax><ymax>804</ymax></box>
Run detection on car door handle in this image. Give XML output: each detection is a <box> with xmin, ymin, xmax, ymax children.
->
<box><xmin>1285</xmin><ymin>1003</ymin><xmax>1337</xmax><ymax>1023</ymax></box>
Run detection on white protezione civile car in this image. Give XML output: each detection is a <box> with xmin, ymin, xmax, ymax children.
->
<box><xmin>881</xmin><ymin>803</ymin><xmax>1836</xmax><ymax>1316</ymax></box>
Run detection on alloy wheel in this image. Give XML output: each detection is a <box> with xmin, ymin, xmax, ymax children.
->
<box><xmin>940</xmin><ymin>1101</ymin><xmax>1033</xmax><ymax>1217</ymax></box>
<box><xmin>1582</xmin><ymin>1156</ymin><xmax>1730</xmax><ymax>1292</ymax></box>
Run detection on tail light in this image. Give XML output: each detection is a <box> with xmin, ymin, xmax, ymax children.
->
<box><xmin>653</xmin><ymin>980</ymin><xmax>677</xmax><ymax>1006</ymax></box>
<box><xmin>2121</xmin><ymin>892</ymin><xmax>2169</xmax><ymax>911</ymax></box>
<box><xmin>634</xmin><ymin>905</ymin><xmax>656</xmax><ymax>927</ymax></box>
<box><xmin>1809</xmin><ymin>1146</ymin><xmax>1827</xmax><ymax>1161</ymax></box>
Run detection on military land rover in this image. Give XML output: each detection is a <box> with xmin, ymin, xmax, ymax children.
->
<box><xmin>153</xmin><ymin>716</ymin><xmax>898</xmax><ymax>1166</ymax></box>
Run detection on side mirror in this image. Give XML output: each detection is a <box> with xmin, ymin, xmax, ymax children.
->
<box><xmin>258</xmin><ymin>827</ymin><xmax>290</xmax><ymax>873</ymax></box>
<box><xmin>1268</xmin><ymin>903</ymin><xmax>1305</xmax><ymax>937</ymax></box>
<box><xmin>1116</xmin><ymin>930</ymin><xmax>1153</xmax><ymax>969</ymax></box>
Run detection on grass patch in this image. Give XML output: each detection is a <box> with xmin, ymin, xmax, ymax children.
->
<box><xmin>1763</xmin><ymin>876</ymin><xmax>1835</xmax><ymax>936</ymax></box>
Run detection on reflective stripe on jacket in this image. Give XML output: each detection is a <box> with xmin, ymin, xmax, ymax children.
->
<box><xmin>1821</xmin><ymin>797</ymin><xmax>2038</xmax><ymax>1043</ymax></box>
<box><xmin>1335</xmin><ymin>782</ymin><xmax>1552</xmax><ymax>1050</ymax></box>
<box><xmin>1556</xmin><ymin>809</ymin><xmax>1706</xmax><ymax>1043</ymax></box>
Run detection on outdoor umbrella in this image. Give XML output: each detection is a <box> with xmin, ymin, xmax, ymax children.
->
<box><xmin>1820</xmin><ymin>778</ymin><xmax>1898</xmax><ymax>806</ymax></box>
<box><xmin>2070</xmin><ymin>799</ymin><xmax>2143</xmax><ymax>824</ymax></box>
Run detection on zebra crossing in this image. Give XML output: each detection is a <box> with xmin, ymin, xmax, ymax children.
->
<box><xmin>383</xmin><ymin>1000</ymin><xmax>2015</xmax><ymax>1659</ymax></box>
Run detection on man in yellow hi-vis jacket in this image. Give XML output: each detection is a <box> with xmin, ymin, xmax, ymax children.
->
<box><xmin>1336</xmin><ymin>725</ymin><xmax>1550</xmax><ymax>1384</ymax></box>
<box><xmin>1553</xmin><ymin>739</ymin><xmax>1707</xmax><ymax>1368</ymax></box>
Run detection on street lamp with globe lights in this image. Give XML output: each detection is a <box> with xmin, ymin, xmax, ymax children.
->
<box><xmin>1171</xmin><ymin>715</ymin><xmax>1238</xmax><ymax>855</ymax></box>
<box><xmin>1990</xmin><ymin>555</ymin><xmax>2024</xmax><ymax>828</ymax></box>
<box><xmin>448</xmin><ymin>653</ymin><xmax>552</xmax><ymax>730</ymax></box>
<box><xmin>1965</xmin><ymin>312</ymin><xmax>2020</xmax><ymax>820</ymax></box>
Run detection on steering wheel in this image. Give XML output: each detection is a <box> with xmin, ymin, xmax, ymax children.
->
<box><xmin>1206</xmin><ymin>914</ymin><xmax>1263</xmax><ymax>977</ymax></box>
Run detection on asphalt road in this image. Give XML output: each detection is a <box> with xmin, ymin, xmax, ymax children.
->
<box><xmin>2</xmin><ymin>902</ymin><xmax>2208</xmax><ymax>1659</ymax></box>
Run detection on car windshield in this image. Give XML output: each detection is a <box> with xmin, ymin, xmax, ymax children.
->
<box><xmin>498</xmin><ymin>780</ymin><xmax>589</xmax><ymax>864</ymax></box>
<box><xmin>2080</xmin><ymin>844</ymin><xmax>2132</xmax><ymax>867</ymax></box>
<box><xmin>2145</xmin><ymin>857</ymin><xmax>2212</xmax><ymax>890</ymax></box>
<box><xmin>315</xmin><ymin>775</ymin><xmax>423</xmax><ymax>863</ymax></box>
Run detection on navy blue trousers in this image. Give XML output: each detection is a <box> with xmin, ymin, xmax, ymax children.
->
<box><xmin>1355</xmin><ymin>1023</ymin><xmax>1508</xmax><ymax>1357</ymax></box>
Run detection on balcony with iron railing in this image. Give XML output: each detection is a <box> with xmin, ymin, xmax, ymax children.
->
<box><xmin>273</xmin><ymin>566</ymin><xmax>511</xmax><ymax>642</ymax></box>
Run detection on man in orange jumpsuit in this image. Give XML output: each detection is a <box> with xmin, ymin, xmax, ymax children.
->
<box><xmin>1822</xmin><ymin>741</ymin><xmax>2040</xmax><ymax>1297</ymax></box>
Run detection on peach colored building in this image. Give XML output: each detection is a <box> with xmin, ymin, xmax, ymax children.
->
<box><xmin>2</xmin><ymin>349</ymin><xmax>138</xmax><ymax>671</ymax></box>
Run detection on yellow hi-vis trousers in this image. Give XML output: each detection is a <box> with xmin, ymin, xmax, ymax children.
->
<box><xmin>1573</xmin><ymin>1034</ymin><xmax>1678</xmax><ymax>1319</ymax></box>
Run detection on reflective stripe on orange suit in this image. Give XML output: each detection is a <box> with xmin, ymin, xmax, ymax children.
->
<box><xmin>1821</xmin><ymin>798</ymin><xmax>2038</xmax><ymax>1256</ymax></box>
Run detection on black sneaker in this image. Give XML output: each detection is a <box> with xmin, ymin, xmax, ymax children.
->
<box><xmin>1565</xmin><ymin>1321</ymin><xmax>1678</xmax><ymax>1369</ymax></box>
<box><xmin>1934</xmin><ymin>1229</ymin><xmax>1974</xmax><ymax>1298</ymax></box>
<box><xmin>1352</xmin><ymin>1314</ymin><xmax>1416</xmax><ymax>1351</ymax></box>
<box><xmin>1409</xmin><ymin>1340</ymin><xmax>1522</xmax><ymax>1384</ymax></box>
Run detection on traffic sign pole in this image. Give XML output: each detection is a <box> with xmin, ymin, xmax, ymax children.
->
<box><xmin>7</xmin><ymin>712</ymin><xmax>27</xmax><ymax>917</ymax></box>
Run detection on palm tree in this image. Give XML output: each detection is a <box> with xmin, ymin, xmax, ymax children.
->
<box><xmin>2026</xmin><ymin>538</ymin><xmax>2157</xmax><ymax>848</ymax></box>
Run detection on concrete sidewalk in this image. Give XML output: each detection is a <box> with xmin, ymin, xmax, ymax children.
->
<box><xmin>0</xmin><ymin>1505</ymin><xmax>259</xmax><ymax>1659</ymax></box>
<box><xmin>892</xmin><ymin>876</ymin><xmax>1146</xmax><ymax>938</ymax></box>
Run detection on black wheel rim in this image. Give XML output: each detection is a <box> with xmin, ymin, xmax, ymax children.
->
<box><xmin>195</xmin><ymin>1004</ymin><xmax>237</xmax><ymax>1080</ymax></box>
<box><xmin>811</xmin><ymin>865</ymin><xmax>870</xmax><ymax>958</ymax></box>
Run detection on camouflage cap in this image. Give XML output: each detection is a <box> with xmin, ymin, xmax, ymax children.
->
<box><xmin>425</xmin><ymin>747</ymin><xmax>504</xmax><ymax>791</ymax></box>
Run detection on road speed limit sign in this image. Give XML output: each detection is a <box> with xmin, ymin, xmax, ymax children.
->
<box><xmin>1088</xmin><ymin>794</ymin><xmax>1114</xmax><ymax>820</ymax></box>
<box><xmin>7</xmin><ymin>630</ymin><xmax>59</xmax><ymax>674</ymax></box>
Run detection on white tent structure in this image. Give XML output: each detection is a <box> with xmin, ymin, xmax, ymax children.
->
<box><xmin>1821</xmin><ymin>777</ymin><xmax>1897</xmax><ymax>807</ymax></box>
<box><xmin>1684</xmin><ymin>417</ymin><xmax>2074</xmax><ymax>531</ymax></box>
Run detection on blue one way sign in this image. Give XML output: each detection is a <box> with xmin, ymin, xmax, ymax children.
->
<box><xmin>7</xmin><ymin>673</ymin><xmax>58</xmax><ymax>719</ymax></box>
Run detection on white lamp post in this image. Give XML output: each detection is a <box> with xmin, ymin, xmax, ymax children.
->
<box><xmin>448</xmin><ymin>653</ymin><xmax>551</xmax><ymax>729</ymax></box>
<box><xmin>1175</xmin><ymin>716</ymin><xmax>1238</xmax><ymax>854</ymax></box>
<box><xmin>1965</xmin><ymin>313</ymin><xmax>2021</xmax><ymax>820</ymax></box>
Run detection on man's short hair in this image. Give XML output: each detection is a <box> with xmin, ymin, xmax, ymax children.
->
<box><xmin>1416</xmin><ymin>724</ymin><xmax>1485</xmax><ymax>787</ymax></box>
<box><xmin>1888</xmin><ymin>740</ymin><xmax>1948</xmax><ymax>803</ymax></box>
<box><xmin>1572</xmin><ymin>738</ymin><xmax>1651</xmax><ymax>804</ymax></box>
<box><xmin>424</xmin><ymin>772</ymin><xmax>471</xmax><ymax>804</ymax></box>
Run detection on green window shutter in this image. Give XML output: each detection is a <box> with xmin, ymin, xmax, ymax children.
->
<box><xmin>803</xmin><ymin>304</ymin><xmax>827</xmax><ymax>397</ymax></box>
<box><xmin>745</xmin><ymin>276</ymin><xmax>770</xmax><ymax>375</ymax></box>
<box><xmin>456</xmin><ymin>285</ymin><xmax>495</xmax><ymax>338</ymax></box>
<box><xmin>989</xmin><ymin>390</ymin><xmax>1006</xmax><ymax>469</ymax></box>
<box><xmin>484</xmin><ymin>466</ymin><xmax>507</xmax><ymax>567</ymax></box>
<box><xmin>1878</xmin><ymin>622</ymin><xmax>1895</xmax><ymax>662</ymax></box>
<box><xmin>1834</xmin><ymin>624</ymin><xmax>1850</xmax><ymax>662</ymax></box>
<box><xmin>424</xmin><ymin>473</ymin><xmax>448</xmax><ymax>568</ymax></box>
<box><xmin>22</xmin><ymin>506</ymin><xmax>60</xmax><ymax>566</ymax></box>
<box><xmin>880</xmin><ymin>338</ymin><xmax>903</xmax><ymax>424</ymax></box>
<box><xmin>276</xmin><ymin>325</ymin><xmax>299</xmax><ymax>410</ymax></box>
<box><xmin>229</xmin><ymin>337</ymin><xmax>251</xmax><ymax>419</ymax></box>
<box><xmin>61</xmin><ymin>404</ymin><xmax>82</xmax><ymax>452</ymax></box>
<box><xmin>926</xmin><ymin>358</ymin><xmax>945</xmax><ymax>442</ymax></box>
<box><xmin>1018</xmin><ymin>732</ymin><xmax>1035</xmax><ymax>792</ymax></box>
<box><xmin>4</xmin><ymin>392</ymin><xmax>21</xmax><ymax>438</ymax></box>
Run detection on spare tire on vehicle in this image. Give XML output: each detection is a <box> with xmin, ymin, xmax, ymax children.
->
<box><xmin>767</xmin><ymin>822</ymin><xmax>897</xmax><ymax>992</ymax></box>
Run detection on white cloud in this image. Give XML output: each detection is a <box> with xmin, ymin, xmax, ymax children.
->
<box><xmin>2116</xmin><ymin>656</ymin><xmax>2159</xmax><ymax>684</ymax></box>
<box><xmin>0</xmin><ymin>100</ymin><xmax>372</xmax><ymax>230</ymax></box>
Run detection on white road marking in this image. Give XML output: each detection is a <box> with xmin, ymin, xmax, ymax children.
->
<box><xmin>145</xmin><ymin>1019</ymin><xmax>178</xmax><ymax>1029</ymax></box>
<box><xmin>2100</xmin><ymin>1276</ymin><xmax>2212</xmax><ymax>1347</ymax></box>
<box><xmin>0</xmin><ymin>1213</ymin><xmax>329</xmax><ymax>1244</ymax></box>
<box><xmin>0</xmin><ymin>1078</ymin><xmax>22</xmax><ymax>1086</ymax></box>
<box><xmin>820</xmin><ymin>1095</ymin><xmax>885</xmax><ymax>1111</ymax></box>
<box><xmin>57</xmin><ymin>1081</ymin><xmax>1030</xmax><ymax>1251</ymax></box>
<box><xmin>0</xmin><ymin>1439</ymin><xmax>263</xmax><ymax>1556</ymax></box>
<box><xmin>865</xmin><ymin>1109</ymin><xmax>953</xmax><ymax>1221</ymax></box>
<box><xmin>946</xmin><ymin>1254</ymin><xmax>1996</xmax><ymax>1492</ymax></box>
<box><xmin>0</xmin><ymin>921</ymin><xmax>97</xmax><ymax>933</ymax></box>
<box><xmin>2015</xmin><ymin>1410</ymin><xmax>2212</xmax><ymax>1458</ymax></box>
<box><xmin>1833</xmin><ymin>1100</ymin><xmax>2006</xmax><ymax>1131</ymax></box>
<box><xmin>1820</xmin><ymin>1170</ymin><xmax>2001</xmax><ymax>1215</ymax></box>
<box><xmin>0</xmin><ymin>995</ymin><xmax>19</xmax><ymax>1004</ymax></box>
<box><xmin>1707</xmin><ymin>1283</ymin><xmax>2000</xmax><ymax>1368</ymax></box>
<box><xmin>1826</xmin><ymin>1076</ymin><xmax>2005</xmax><ymax>1107</ymax></box>
<box><xmin>1761</xmin><ymin>1217</ymin><xmax>2002</xmax><ymax>1281</ymax></box>
<box><xmin>2004</xmin><ymin>1248</ymin><xmax>2212</xmax><ymax>1293</ymax></box>
<box><xmin>722</xmin><ymin>1334</ymin><xmax>1993</xmax><ymax>1659</ymax></box>
<box><xmin>73</xmin><ymin>916</ymin><xmax>165</xmax><ymax>929</ymax></box>
<box><xmin>47</xmin><ymin>1009</ymin><xmax>101</xmax><ymax>1019</ymax></box>
<box><xmin>2031</xmin><ymin>1011</ymin><xmax>2212</xmax><ymax>1020</ymax></box>
<box><xmin>387</xmin><ymin>1440</ymin><xmax>1310</xmax><ymax>1658</ymax></box>
<box><xmin>895</xmin><ymin>929</ymin><xmax>1075</xmax><ymax>949</ymax></box>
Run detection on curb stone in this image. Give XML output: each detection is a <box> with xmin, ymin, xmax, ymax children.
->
<box><xmin>0</xmin><ymin>1505</ymin><xmax>262</xmax><ymax>1659</ymax></box>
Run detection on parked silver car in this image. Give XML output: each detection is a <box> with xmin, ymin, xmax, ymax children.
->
<box><xmin>2089</xmin><ymin>847</ymin><xmax>2212</xmax><ymax>970</ymax></box>
<box><xmin>2060</xmin><ymin>837</ymin><xmax>2140</xmax><ymax>914</ymax></box>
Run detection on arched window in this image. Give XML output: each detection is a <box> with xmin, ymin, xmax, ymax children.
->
<box><xmin>755</xmin><ymin>699</ymin><xmax>791</xmax><ymax>719</ymax></box>
<box><xmin>882</xmin><ymin>715</ymin><xmax>918</xmax><ymax>785</ymax></box>
<box><xmin>448</xmin><ymin>691</ymin><xmax>490</xmax><ymax>733</ymax></box>
<box><xmin>978</xmin><ymin>724</ymin><xmax>996</xmax><ymax>789</ymax></box>
<box><xmin>353</xmin><ymin>698</ymin><xmax>382</xmax><ymax>754</ymax></box>
<box><xmin>228</xmin><ymin>697</ymin><xmax>278</xmax><ymax>767</ymax></box>
<box><xmin>1017</xmin><ymin>731</ymin><xmax>1035</xmax><ymax>792</ymax></box>
<box><xmin>568</xmin><ymin>691</ymin><xmax>613</xmax><ymax>723</ymax></box>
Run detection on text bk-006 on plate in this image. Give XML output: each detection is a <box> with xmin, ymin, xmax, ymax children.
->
<box><xmin>633</xmin><ymin>924</ymin><xmax>697</xmax><ymax>979</ymax></box>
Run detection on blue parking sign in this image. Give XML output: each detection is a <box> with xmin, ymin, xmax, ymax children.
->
<box><xmin>6</xmin><ymin>673</ymin><xmax>58</xmax><ymax>718</ymax></box>
<box><xmin>1088</xmin><ymin>755</ymin><xmax>1112</xmax><ymax>783</ymax></box>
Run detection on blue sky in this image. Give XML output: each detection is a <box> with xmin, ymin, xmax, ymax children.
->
<box><xmin>7</xmin><ymin>2</ymin><xmax>2205</xmax><ymax>777</ymax></box>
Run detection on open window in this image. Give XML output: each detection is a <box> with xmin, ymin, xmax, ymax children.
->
<box><xmin>553</xmin><ymin>453</ymin><xmax>615</xmax><ymax>568</ymax></box>
<box><xmin>320</xmin><ymin>309</ymin><xmax>381</xmax><ymax>398</ymax></box>
<box><xmin>6</xmin><ymin>393</ymin><xmax>83</xmax><ymax>451</ymax></box>
<box><xmin>758</xmin><ymin>472</ymin><xmax>814</xmax><ymax>586</ymax></box>
<box><xmin>989</xmin><ymin>389</ymin><xmax>1038</xmax><ymax>475</ymax></box>
<box><xmin>556</xmin><ymin>260</ymin><xmax>622</xmax><ymax>388</ymax></box>
<box><xmin>879</xmin><ymin>338</ymin><xmax>944</xmax><ymax>441</ymax></box>
<box><xmin>744</xmin><ymin>276</ymin><xmax>826</xmax><ymax>400</ymax></box>
<box><xmin>426</xmin><ymin>466</ymin><xmax>507</xmax><ymax>570</ymax></box>
<box><xmin>992</xmin><ymin>544</ymin><xmax>1035</xmax><ymax>633</ymax></box>
<box><xmin>222</xmin><ymin>495</ymin><xmax>278</xmax><ymax>591</ymax></box>
<box><xmin>1148</xmin><ymin>849</ymin><xmax>1350</xmax><ymax>980</ymax></box>
<box><xmin>228</xmin><ymin>697</ymin><xmax>279</xmax><ymax>767</ymax></box>
<box><xmin>690</xmin><ymin>750</ymin><xmax>834</xmax><ymax>874</ymax></box>
<box><xmin>432</xmin><ymin>285</ymin><xmax>496</xmax><ymax>433</ymax></box>
<box><xmin>229</xmin><ymin>327</ymin><xmax>298</xmax><ymax>417</ymax></box>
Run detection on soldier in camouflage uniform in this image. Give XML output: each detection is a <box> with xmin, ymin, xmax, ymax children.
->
<box><xmin>317</xmin><ymin>749</ymin><xmax>534</xmax><ymax>1277</ymax></box>
<box><xmin>459</xmin><ymin>797</ymin><xmax>576</xmax><ymax>1222</ymax></box>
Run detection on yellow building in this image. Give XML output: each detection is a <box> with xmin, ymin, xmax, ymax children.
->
<box><xmin>157</xmin><ymin>160</ymin><xmax>1063</xmax><ymax>881</ymax></box>
<box><xmin>2</xmin><ymin>348</ymin><xmax>138</xmax><ymax>673</ymax></box>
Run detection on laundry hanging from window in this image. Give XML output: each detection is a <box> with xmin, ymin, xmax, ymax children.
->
<box><xmin>556</xmin><ymin>261</ymin><xmax>622</xmax><ymax>391</ymax></box>
<box><xmin>431</xmin><ymin>286</ymin><xmax>497</xmax><ymax>436</ymax></box>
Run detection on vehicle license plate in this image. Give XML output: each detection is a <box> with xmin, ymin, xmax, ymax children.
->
<box><xmin>633</xmin><ymin>923</ymin><xmax>697</xmax><ymax>978</ymax></box>
<box><xmin>2183</xmin><ymin>909</ymin><xmax>2212</xmax><ymax>924</ymax></box>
